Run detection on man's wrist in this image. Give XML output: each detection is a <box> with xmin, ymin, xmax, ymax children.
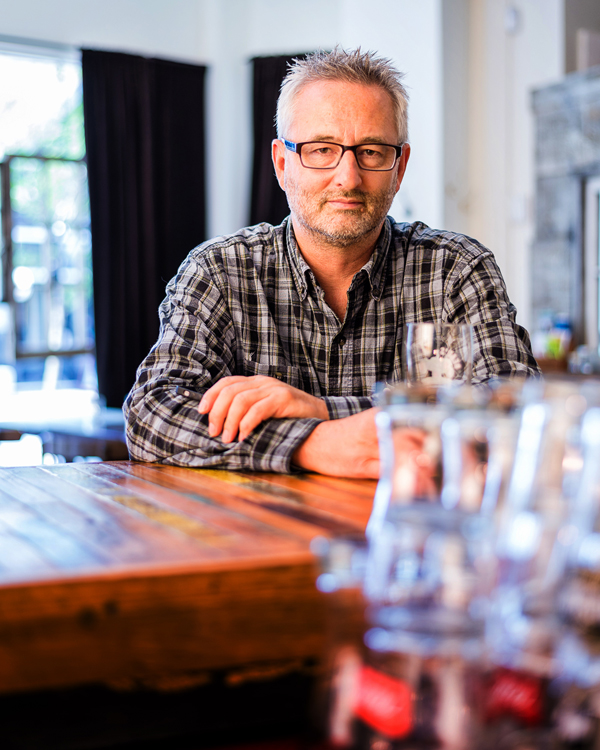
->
<box><xmin>322</xmin><ymin>395</ymin><xmax>373</xmax><ymax>419</ymax></box>
<box><xmin>291</xmin><ymin>421</ymin><xmax>327</xmax><ymax>472</ymax></box>
<box><xmin>291</xmin><ymin>408</ymin><xmax>379</xmax><ymax>479</ymax></box>
<box><xmin>315</xmin><ymin>397</ymin><xmax>330</xmax><ymax>422</ymax></box>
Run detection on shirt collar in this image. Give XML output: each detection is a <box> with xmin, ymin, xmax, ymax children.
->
<box><xmin>283</xmin><ymin>215</ymin><xmax>393</xmax><ymax>302</ymax></box>
<box><xmin>358</xmin><ymin>217</ymin><xmax>392</xmax><ymax>301</ymax></box>
<box><xmin>284</xmin><ymin>218</ymin><xmax>312</xmax><ymax>300</ymax></box>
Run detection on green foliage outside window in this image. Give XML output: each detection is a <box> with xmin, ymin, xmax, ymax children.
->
<box><xmin>0</xmin><ymin>52</ymin><xmax>95</xmax><ymax>387</ymax></box>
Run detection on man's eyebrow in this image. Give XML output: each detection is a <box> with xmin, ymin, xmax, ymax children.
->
<box><xmin>304</xmin><ymin>135</ymin><xmax>392</xmax><ymax>144</ymax></box>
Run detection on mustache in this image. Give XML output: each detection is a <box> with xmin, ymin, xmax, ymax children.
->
<box><xmin>320</xmin><ymin>190</ymin><xmax>367</xmax><ymax>205</ymax></box>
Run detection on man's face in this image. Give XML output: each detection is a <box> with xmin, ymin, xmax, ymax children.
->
<box><xmin>273</xmin><ymin>80</ymin><xmax>410</xmax><ymax>249</ymax></box>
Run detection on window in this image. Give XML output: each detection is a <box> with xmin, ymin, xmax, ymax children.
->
<box><xmin>0</xmin><ymin>48</ymin><xmax>95</xmax><ymax>389</ymax></box>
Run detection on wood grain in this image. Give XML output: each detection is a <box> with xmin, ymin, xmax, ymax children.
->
<box><xmin>123</xmin><ymin>463</ymin><xmax>370</xmax><ymax>536</ymax></box>
<box><xmin>0</xmin><ymin>462</ymin><xmax>375</xmax><ymax>694</ymax></box>
<box><xmin>0</xmin><ymin>560</ymin><xmax>324</xmax><ymax>693</ymax></box>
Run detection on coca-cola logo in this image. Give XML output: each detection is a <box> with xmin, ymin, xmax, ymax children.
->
<box><xmin>354</xmin><ymin>666</ymin><xmax>412</xmax><ymax>739</ymax></box>
<box><xmin>485</xmin><ymin>668</ymin><xmax>543</xmax><ymax>725</ymax></box>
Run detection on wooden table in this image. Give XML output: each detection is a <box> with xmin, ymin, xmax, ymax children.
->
<box><xmin>0</xmin><ymin>461</ymin><xmax>375</xmax><ymax>746</ymax></box>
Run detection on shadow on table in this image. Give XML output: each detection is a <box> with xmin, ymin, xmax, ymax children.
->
<box><xmin>0</xmin><ymin>663</ymin><xmax>324</xmax><ymax>750</ymax></box>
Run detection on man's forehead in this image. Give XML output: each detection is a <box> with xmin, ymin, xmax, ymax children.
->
<box><xmin>294</xmin><ymin>79</ymin><xmax>390</xmax><ymax>106</ymax></box>
<box><xmin>289</xmin><ymin>80</ymin><xmax>397</xmax><ymax>139</ymax></box>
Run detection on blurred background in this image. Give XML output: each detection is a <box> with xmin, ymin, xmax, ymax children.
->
<box><xmin>0</xmin><ymin>0</ymin><xmax>599</xmax><ymax>461</ymax></box>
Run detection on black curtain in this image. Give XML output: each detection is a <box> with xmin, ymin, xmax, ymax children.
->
<box><xmin>249</xmin><ymin>53</ymin><xmax>307</xmax><ymax>226</ymax></box>
<box><xmin>82</xmin><ymin>50</ymin><xmax>206</xmax><ymax>408</ymax></box>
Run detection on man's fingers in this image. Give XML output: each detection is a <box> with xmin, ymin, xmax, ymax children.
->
<box><xmin>233</xmin><ymin>387</ymin><xmax>327</xmax><ymax>440</ymax></box>
<box><xmin>198</xmin><ymin>376</ymin><xmax>249</xmax><ymax>414</ymax></box>
<box><xmin>204</xmin><ymin>377</ymin><xmax>268</xmax><ymax>436</ymax></box>
<box><xmin>207</xmin><ymin>384</ymin><xmax>247</xmax><ymax>437</ymax></box>
<box><xmin>199</xmin><ymin>375</ymin><xmax>325</xmax><ymax>443</ymax></box>
<box><xmin>393</xmin><ymin>428</ymin><xmax>426</xmax><ymax>451</ymax></box>
<box><xmin>236</xmin><ymin>397</ymin><xmax>278</xmax><ymax>442</ymax></box>
<box><xmin>222</xmin><ymin>389</ymin><xmax>275</xmax><ymax>442</ymax></box>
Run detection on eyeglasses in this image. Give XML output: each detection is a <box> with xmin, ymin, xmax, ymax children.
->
<box><xmin>282</xmin><ymin>139</ymin><xmax>403</xmax><ymax>171</ymax></box>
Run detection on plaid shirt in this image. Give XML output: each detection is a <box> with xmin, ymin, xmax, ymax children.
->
<box><xmin>124</xmin><ymin>217</ymin><xmax>539</xmax><ymax>471</ymax></box>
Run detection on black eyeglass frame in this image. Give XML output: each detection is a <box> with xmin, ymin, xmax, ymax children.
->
<box><xmin>282</xmin><ymin>139</ymin><xmax>404</xmax><ymax>171</ymax></box>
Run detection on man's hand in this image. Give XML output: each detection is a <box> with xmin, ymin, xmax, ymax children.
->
<box><xmin>292</xmin><ymin>408</ymin><xmax>380</xmax><ymax>478</ymax></box>
<box><xmin>391</xmin><ymin>428</ymin><xmax>439</xmax><ymax>500</ymax></box>
<box><xmin>291</xmin><ymin>409</ymin><xmax>438</xmax><ymax>483</ymax></box>
<box><xmin>198</xmin><ymin>375</ymin><xmax>329</xmax><ymax>443</ymax></box>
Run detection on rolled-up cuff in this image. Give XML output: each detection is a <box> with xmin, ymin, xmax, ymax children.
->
<box><xmin>322</xmin><ymin>395</ymin><xmax>373</xmax><ymax>420</ymax></box>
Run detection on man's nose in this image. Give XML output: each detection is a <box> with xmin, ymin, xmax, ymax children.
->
<box><xmin>333</xmin><ymin>149</ymin><xmax>363</xmax><ymax>189</ymax></box>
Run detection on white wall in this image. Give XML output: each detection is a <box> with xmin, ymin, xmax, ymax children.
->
<box><xmin>465</xmin><ymin>0</ymin><xmax>564</xmax><ymax>332</ymax></box>
<box><xmin>442</xmin><ymin>0</ymin><xmax>470</xmax><ymax>235</ymax></box>
<box><xmin>0</xmin><ymin>0</ymin><xmax>205</xmax><ymax>62</ymax></box>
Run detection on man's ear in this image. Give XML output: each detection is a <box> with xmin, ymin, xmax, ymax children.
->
<box><xmin>395</xmin><ymin>143</ymin><xmax>411</xmax><ymax>194</ymax></box>
<box><xmin>272</xmin><ymin>139</ymin><xmax>286</xmax><ymax>190</ymax></box>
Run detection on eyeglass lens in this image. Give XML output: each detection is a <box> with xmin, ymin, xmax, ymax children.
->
<box><xmin>300</xmin><ymin>142</ymin><xmax>398</xmax><ymax>170</ymax></box>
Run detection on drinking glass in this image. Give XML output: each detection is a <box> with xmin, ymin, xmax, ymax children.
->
<box><xmin>404</xmin><ymin>323</ymin><xmax>473</xmax><ymax>386</ymax></box>
<box><xmin>480</xmin><ymin>380</ymin><xmax>598</xmax><ymax>748</ymax></box>
<box><xmin>368</xmin><ymin>382</ymin><xmax>519</xmax><ymax>539</ymax></box>
<box><xmin>327</xmin><ymin>502</ymin><xmax>495</xmax><ymax>749</ymax></box>
<box><xmin>491</xmin><ymin>380</ymin><xmax>594</xmax><ymax>660</ymax></box>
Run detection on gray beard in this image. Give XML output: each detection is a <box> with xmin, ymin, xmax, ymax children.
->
<box><xmin>296</xmin><ymin>208</ymin><xmax>385</xmax><ymax>247</ymax></box>
<box><xmin>286</xmin><ymin>183</ymin><xmax>397</xmax><ymax>249</ymax></box>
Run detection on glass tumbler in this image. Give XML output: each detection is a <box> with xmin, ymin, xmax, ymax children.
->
<box><xmin>404</xmin><ymin>323</ymin><xmax>473</xmax><ymax>386</ymax></box>
<box><xmin>327</xmin><ymin>503</ymin><xmax>496</xmax><ymax>749</ymax></box>
<box><xmin>369</xmin><ymin>382</ymin><xmax>518</xmax><ymax>540</ymax></box>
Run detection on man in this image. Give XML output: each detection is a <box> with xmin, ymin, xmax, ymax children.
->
<box><xmin>124</xmin><ymin>48</ymin><xmax>538</xmax><ymax>479</ymax></box>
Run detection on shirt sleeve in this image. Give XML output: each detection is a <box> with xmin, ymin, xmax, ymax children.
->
<box><xmin>322</xmin><ymin>395</ymin><xmax>373</xmax><ymax>419</ymax></box>
<box><xmin>443</xmin><ymin>248</ymin><xmax>541</xmax><ymax>383</ymax></box>
<box><xmin>123</xmin><ymin>255</ymin><xmax>322</xmax><ymax>472</ymax></box>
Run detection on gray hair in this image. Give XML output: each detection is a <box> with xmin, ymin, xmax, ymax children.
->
<box><xmin>276</xmin><ymin>47</ymin><xmax>409</xmax><ymax>144</ymax></box>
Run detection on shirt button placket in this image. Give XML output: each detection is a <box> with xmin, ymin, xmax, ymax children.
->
<box><xmin>337</xmin><ymin>335</ymin><xmax>346</xmax><ymax>395</ymax></box>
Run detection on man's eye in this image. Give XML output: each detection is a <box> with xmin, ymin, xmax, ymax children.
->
<box><xmin>360</xmin><ymin>147</ymin><xmax>384</xmax><ymax>157</ymax></box>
